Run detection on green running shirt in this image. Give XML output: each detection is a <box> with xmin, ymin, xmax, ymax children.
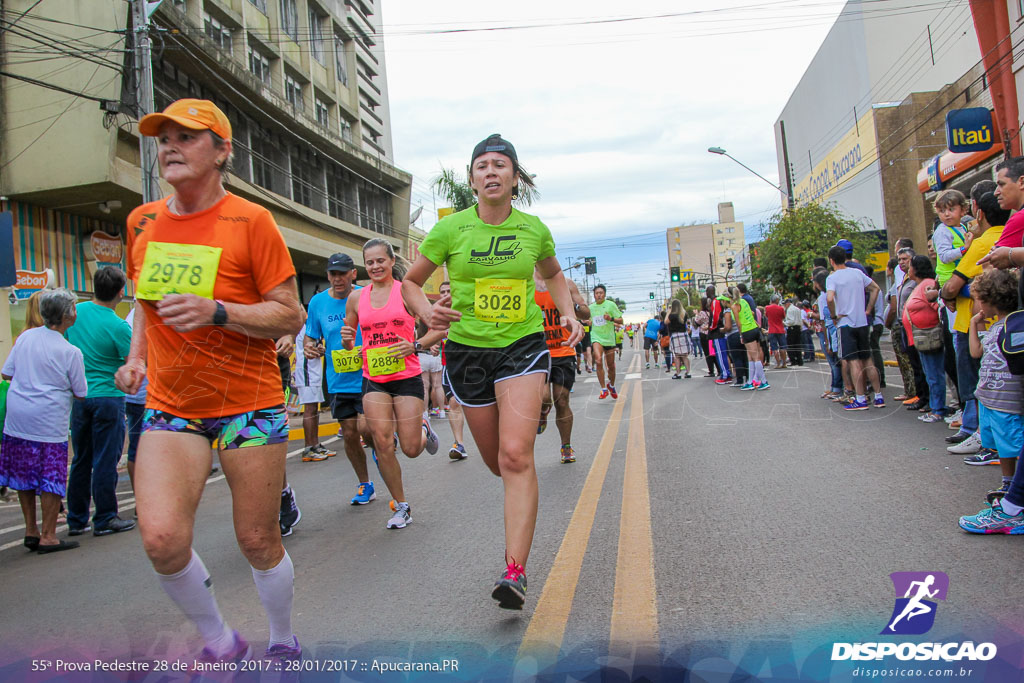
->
<box><xmin>589</xmin><ymin>300</ymin><xmax>622</xmax><ymax>347</ymax></box>
<box><xmin>418</xmin><ymin>205</ymin><xmax>557</xmax><ymax>348</ymax></box>
<box><xmin>736</xmin><ymin>298</ymin><xmax>758</xmax><ymax>333</ymax></box>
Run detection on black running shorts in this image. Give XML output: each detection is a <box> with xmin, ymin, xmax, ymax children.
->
<box><xmin>643</xmin><ymin>336</ymin><xmax>657</xmax><ymax>350</ymax></box>
<box><xmin>330</xmin><ymin>392</ymin><xmax>363</xmax><ymax>421</ymax></box>
<box><xmin>362</xmin><ymin>374</ymin><xmax>425</xmax><ymax>399</ymax></box>
<box><xmin>838</xmin><ymin>325</ymin><xmax>871</xmax><ymax>361</ymax></box>
<box><xmin>548</xmin><ymin>356</ymin><xmax>576</xmax><ymax>391</ymax></box>
<box><xmin>443</xmin><ymin>333</ymin><xmax>550</xmax><ymax>407</ymax></box>
<box><xmin>741</xmin><ymin>328</ymin><xmax>763</xmax><ymax>345</ymax></box>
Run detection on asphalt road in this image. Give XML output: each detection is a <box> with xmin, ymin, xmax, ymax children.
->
<box><xmin>0</xmin><ymin>344</ymin><xmax>1020</xmax><ymax>682</ymax></box>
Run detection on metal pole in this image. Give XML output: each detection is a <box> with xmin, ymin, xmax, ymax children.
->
<box><xmin>133</xmin><ymin>0</ymin><xmax>161</xmax><ymax>203</ymax></box>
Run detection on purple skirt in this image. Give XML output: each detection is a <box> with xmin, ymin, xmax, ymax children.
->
<box><xmin>0</xmin><ymin>434</ymin><xmax>69</xmax><ymax>497</ymax></box>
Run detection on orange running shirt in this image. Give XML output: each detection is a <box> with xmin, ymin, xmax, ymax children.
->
<box><xmin>535</xmin><ymin>289</ymin><xmax>575</xmax><ymax>358</ymax></box>
<box><xmin>126</xmin><ymin>193</ymin><xmax>296</xmax><ymax>418</ymax></box>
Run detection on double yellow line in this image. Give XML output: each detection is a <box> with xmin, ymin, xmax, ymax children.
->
<box><xmin>519</xmin><ymin>354</ymin><xmax>658</xmax><ymax>667</ymax></box>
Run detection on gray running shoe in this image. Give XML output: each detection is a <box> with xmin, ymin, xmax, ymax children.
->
<box><xmin>386</xmin><ymin>502</ymin><xmax>412</xmax><ymax>529</ymax></box>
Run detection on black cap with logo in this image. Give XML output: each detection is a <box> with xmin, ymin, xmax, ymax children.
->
<box><xmin>326</xmin><ymin>253</ymin><xmax>355</xmax><ymax>272</ymax></box>
<box><xmin>471</xmin><ymin>133</ymin><xmax>518</xmax><ymax>172</ymax></box>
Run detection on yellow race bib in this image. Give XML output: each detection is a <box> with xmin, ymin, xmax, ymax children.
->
<box><xmin>136</xmin><ymin>242</ymin><xmax>222</xmax><ymax>300</ymax></box>
<box><xmin>474</xmin><ymin>278</ymin><xmax>527</xmax><ymax>323</ymax></box>
<box><xmin>366</xmin><ymin>346</ymin><xmax>406</xmax><ymax>377</ymax></box>
<box><xmin>331</xmin><ymin>346</ymin><xmax>363</xmax><ymax>374</ymax></box>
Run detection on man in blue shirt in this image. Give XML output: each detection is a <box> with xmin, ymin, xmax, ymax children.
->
<box><xmin>303</xmin><ymin>253</ymin><xmax>374</xmax><ymax>505</ymax></box>
<box><xmin>643</xmin><ymin>315</ymin><xmax>661</xmax><ymax>368</ymax></box>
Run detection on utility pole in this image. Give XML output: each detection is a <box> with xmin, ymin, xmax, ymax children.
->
<box><xmin>133</xmin><ymin>0</ymin><xmax>161</xmax><ymax>203</ymax></box>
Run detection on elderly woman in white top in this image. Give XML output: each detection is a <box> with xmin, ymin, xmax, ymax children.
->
<box><xmin>1</xmin><ymin>288</ymin><xmax>87</xmax><ymax>553</ymax></box>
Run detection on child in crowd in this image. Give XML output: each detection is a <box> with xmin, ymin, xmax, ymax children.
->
<box><xmin>932</xmin><ymin>189</ymin><xmax>971</xmax><ymax>286</ymax></box>
<box><xmin>959</xmin><ymin>268</ymin><xmax>1024</xmax><ymax>534</ymax></box>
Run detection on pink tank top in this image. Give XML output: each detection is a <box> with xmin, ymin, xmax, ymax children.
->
<box><xmin>358</xmin><ymin>281</ymin><xmax>421</xmax><ymax>382</ymax></box>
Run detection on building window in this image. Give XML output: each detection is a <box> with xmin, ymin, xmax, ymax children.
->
<box><xmin>248</xmin><ymin>45</ymin><xmax>271</xmax><ymax>86</ymax></box>
<box><xmin>248</xmin><ymin>0</ymin><xmax>267</xmax><ymax>12</ymax></box>
<box><xmin>315</xmin><ymin>97</ymin><xmax>329</xmax><ymax>128</ymax></box>
<box><xmin>716</xmin><ymin>229</ymin><xmax>723</xmax><ymax>234</ymax></box>
<box><xmin>285</xmin><ymin>72</ymin><xmax>303</xmax><ymax>111</ymax></box>
<box><xmin>279</xmin><ymin>0</ymin><xmax>298</xmax><ymax>40</ymax></box>
<box><xmin>334</xmin><ymin>32</ymin><xmax>349</xmax><ymax>85</ymax></box>
<box><xmin>717</xmin><ymin>240</ymin><xmax>723</xmax><ymax>246</ymax></box>
<box><xmin>309</xmin><ymin>7</ymin><xmax>325</xmax><ymax>63</ymax></box>
<box><xmin>203</xmin><ymin>13</ymin><xmax>232</xmax><ymax>51</ymax></box>
<box><xmin>339</xmin><ymin>119</ymin><xmax>353</xmax><ymax>142</ymax></box>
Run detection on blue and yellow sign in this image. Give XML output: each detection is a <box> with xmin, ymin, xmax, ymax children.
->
<box><xmin>946</xmin><ymin>108</ymin><xmax>994</xmax><ymax>153</ymax></box>
<box><xmin>679</xmin><ymin>269</ymin><xmax>694</xmax><ymax>285</ymax></box>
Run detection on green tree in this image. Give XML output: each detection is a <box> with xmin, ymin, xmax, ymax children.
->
<box><xmin>746</xmin><ymin>280</ymin><xmax>773</xmax><ymax>307</ymax></box>
<box><xmin>670</xmin><ymin>286</ymin><xmax>700</xmax><ymax>308</ymax></box>
<box><xmin>612</xmin><ymin>296</ymin><xmax>627</xmax><ymax>312</ymax></box>
<box><xmin>432</xmin><ymin>166</ymin><xmax>541</xmax><ymax>212</ymax></box>
<box><xmin>750</xmin><ymin>203</ymin><xmax>874</xmax><ymax>300</ymax></box>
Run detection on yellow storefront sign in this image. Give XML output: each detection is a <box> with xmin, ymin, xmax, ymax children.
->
<box><xmin>793</xmin><ymin>111</ymin><xmax>877</xmax><ymax>207</ymax></box>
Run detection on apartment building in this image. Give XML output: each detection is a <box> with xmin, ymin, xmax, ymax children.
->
<box><xmin>0</xmin><ymin>0</ymin><xmax>412</xmax><ymax>357</ymax></box>
<box><xmin>665</xmin><ymin>203</ymin><xmax>745</xmax><ymax>292</ymax></box>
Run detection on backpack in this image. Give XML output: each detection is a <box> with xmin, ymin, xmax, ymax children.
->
<box><xmin>998</xmin><ymin>282</ymin><xmax>1024</xmax><ymax>374</ymax></box>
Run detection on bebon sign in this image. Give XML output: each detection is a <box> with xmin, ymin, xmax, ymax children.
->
<box><xmin>946</xmin><ymin>108</ymin><xmax>995</xmax><ymax>154</ymax></box>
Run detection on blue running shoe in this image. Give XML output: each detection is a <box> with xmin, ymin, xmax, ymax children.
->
<box><xmin>350</xmin><ymin>481</ymin><xmax>376</xmax><ymax>505</ymax></box>
<box><xmin>192</xmin><ymin>630</ymin><xmax>251</xmax><ymax>673</ymax></box>
<box><xmin>756</xmin><ymin>382</ymin><xmax>771</xmax><ymax>391</ymax></box>
<box><xmin>843</xmin><ymin>400</ymin><xmax>869</xmax><ymax>411</ymax></box>
<box><xmin>265</xmin><ymin>635</ymin><xmax>301</xmax><ymax>661</ymax></box>
<box><xmin>873</xmin><ymin>396</ymin><xmax>886</xmax><ymax>408</ymax></box>
<box><xmin>959</xmin><ymin>500</ymin><xmax>1024</xmax><ymax>534</ymax></box>
<box><xmin>739</xmin><ymin>382</ymin><xmax>756</xmax><ymax>391</ymax></box>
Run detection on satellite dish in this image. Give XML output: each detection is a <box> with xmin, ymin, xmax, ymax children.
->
<box><xmin>409</xmin><ymin>206</ymin><xmax>423</xmax><ymax>224</ymax></box>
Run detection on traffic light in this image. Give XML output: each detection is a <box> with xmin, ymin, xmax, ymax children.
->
<box><xmin>726</xmin><ymin>257</ymin><xmax>734</xmax><ymax>270</ymax></box>
<box><xmin>649</xmin><ymin>292</ymin><xmax>655</xmax><ymax>299</ymax></box>
<box><xmin>670</xmin><ymin>266</ymin><xmax>680</xmax><ymax>282</ymax></box>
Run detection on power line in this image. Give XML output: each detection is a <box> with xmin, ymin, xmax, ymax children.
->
<box><xmin>0</xmin><ymin>0</ymin><xmax>44</xmax><ymax>34</ymax></box>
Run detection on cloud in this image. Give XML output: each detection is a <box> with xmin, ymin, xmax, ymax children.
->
<box><xmin>385</xmin><ymin>0</ymin><xmax>836</xmax><ymax>258</ymax></box>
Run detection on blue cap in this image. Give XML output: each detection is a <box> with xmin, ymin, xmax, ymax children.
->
<box><xmin>836</xmin><ymin>239</ymin><xmax>854</xmax><ymax>256</ymax></box>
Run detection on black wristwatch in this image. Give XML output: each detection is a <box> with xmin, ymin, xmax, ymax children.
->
<box><xmin>414</xmin><ymin>340</ymin><xmax>423</xmax><ymax>353</ymax></box>
<box><xmin>212</xmin><ymin>300</ymin><xmax>228</xmax><ymax>326</ymax></box>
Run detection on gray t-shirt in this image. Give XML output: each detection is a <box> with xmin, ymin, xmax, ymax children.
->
<box><xmin>826</xmin><ymin>267</ymin><xmax>874</xmax><ymax>328</ymax></box>
<box><xmin>896</xmin><ymin>279</ymin><xmax>917</xmax><ymax>318</ymax></box>
<box><xmin>976</xmin><ymin>320</ymin><xmax>1024</xmax><ymax>414</ymax></box>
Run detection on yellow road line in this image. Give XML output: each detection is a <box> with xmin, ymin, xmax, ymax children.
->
<box><xmin>610</xmin><ymin>378</ymin><xmax>659</xmax><ymax>660</ymax></box>
<box><xmin>517</xmin><ymin>353</ymin><xmax>639</xmax><ymax>665</ymax></box>
<box><xmin>287</xmin><ymin>420</ymin><xmax>341</xmax><ymax>441</ymax></box>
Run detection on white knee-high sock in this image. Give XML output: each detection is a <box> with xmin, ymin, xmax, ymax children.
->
<box><xmin>252</xmin><ymin>550</ymin><xmax>294</xmax><ymax>647</ymax></box>
<box><xmin>157</xmin><ymin>550</ymin><xmax>235</xmax><ymax>655</ymax></box>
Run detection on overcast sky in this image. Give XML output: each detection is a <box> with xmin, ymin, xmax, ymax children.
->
<box><xmin>381</xmin><ymin>0</ymin><xmax>849</xmax><ymax>316</ymax></box>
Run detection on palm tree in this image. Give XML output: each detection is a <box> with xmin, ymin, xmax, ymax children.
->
<box><xmin>432</xmin><ymin>166</ymin><xmax>541</xmax><ymax>212</ymax></box>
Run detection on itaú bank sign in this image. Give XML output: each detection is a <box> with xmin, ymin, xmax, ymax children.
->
<box><xmin>946</xmin><ymin>107</ymin><xmax>995</xmax><ymax>153</ymax></box>
<box><xmin>793</xmin><ymin>110</ymin><xmax>877</xmax><ymax>206</ymax></box>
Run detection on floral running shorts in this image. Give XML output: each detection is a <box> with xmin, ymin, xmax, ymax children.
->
<box><xmin>142</xmin><ymin>404</ymin><xmax>289</xmax><ymax>449</ymax></box>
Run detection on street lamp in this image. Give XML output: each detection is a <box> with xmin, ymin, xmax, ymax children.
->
<box><xmin>708</xmin><ymin>146</ymin><xmax>793</xmax><ymax>208</ymax></box>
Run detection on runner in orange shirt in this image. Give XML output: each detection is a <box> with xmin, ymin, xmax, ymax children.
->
<box><xmin>534</xmin><ymin>267</ymin><xmax>589</xmax><ymax>463</ymax></box>
<box><xmin>115</xmin><ymin>99</ymin><xmax>304</xmax><ymax>664</ymax></box>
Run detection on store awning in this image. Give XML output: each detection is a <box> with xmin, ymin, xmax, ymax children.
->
<box><xmin>917</xmin><ymin>140</ymin><xmax>1002</xmax><ymax>193</ymax></box>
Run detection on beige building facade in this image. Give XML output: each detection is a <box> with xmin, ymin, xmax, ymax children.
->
<box><xmin>665</xmin><ymin>203</ymin><xmax>745</xmax><ymax>292</ymax></box>
<box><xmin>0</xmin><ymin>0</ymin><xmax>412</xmax><ymax>359</ymax></box>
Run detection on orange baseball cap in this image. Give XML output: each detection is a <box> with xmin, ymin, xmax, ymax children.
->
<box><xmin>138</xmin><ymin>98</ymin><xmax>232</xmax><ymax>140</ymax></box>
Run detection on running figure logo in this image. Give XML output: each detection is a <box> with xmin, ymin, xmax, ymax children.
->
<box><xmin>881</xmin><ymin>571</ymin><xmax>949</xmax><ymax>635</ymax></box>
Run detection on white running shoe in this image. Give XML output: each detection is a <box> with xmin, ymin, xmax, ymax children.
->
<box><xmin>947</xmin><ymin>432</ymin><xmax>982</xmax><ymax>455</ymax></box>
<box><xmin>422</xmin><ymin>419</ymin><xmax>439</xmax><ymax>455</ymax></box>
<box><xmin>386</xmin><ymin>502</ymin><xmax>411</xmax><ymax>529</ymax></box>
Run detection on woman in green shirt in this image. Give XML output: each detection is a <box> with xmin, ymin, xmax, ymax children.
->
<box><xmin>731</xmin><ymin>287</ymin><xmax>770</xmax><ymax>390</ymax></box>
<box><xmin>402</xmin><ymin>134</ymin><xmax>582</xmax><ymax>610</ymax></box>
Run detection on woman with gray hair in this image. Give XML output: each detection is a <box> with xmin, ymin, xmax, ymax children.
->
<box><xmin>1</xmin><ymin>288</ymin><xmax>87</xmax><ymax>553</ymax></box>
